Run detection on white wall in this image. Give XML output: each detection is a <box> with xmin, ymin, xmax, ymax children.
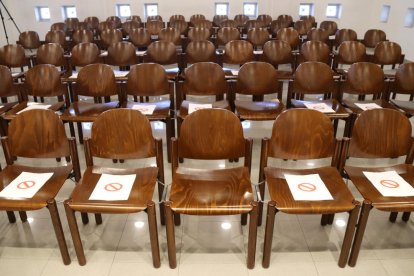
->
<box><xmin>0</xmin><ymin>0</ymin><xmax>413</xmax><ymax>60</ymax></box>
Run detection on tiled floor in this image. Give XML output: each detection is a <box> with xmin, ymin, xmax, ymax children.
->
<box><xmin>1</xmin><ymin>98</ymin><xmax>414</xmax><ymax>275</ymax></box>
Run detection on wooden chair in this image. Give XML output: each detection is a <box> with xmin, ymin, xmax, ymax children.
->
<box><xmin>169</xmin><ymin>14</ymin><xmax>185</xmax><ymax>23</ymax></box>
<box><xmin>147</xmin><ymin>15</ymin><xmax>163</xmax><ymax>22</ymax></box>
<box><xmin>129</xmin><ymin>28</ymin><xmax>151</xmax><ymax>49</ymax></box>
<box><xmin>244</xmin><ymin>20</ymin><xmax>262</xmax><ymax>33</ymax></box>
<box><xmin>222</xmin><ymin>40</ymin><xmax>254</xmax><ymax>68</ymax></box>
<box><xmin>0</xmin><ymin>109</ymin><xmax>81</xmax><ymax>265</ymax></box>
<box><xmin>72</xmin><ymin>29</ymin><xmax>94</xmax><ymax>45</ymax></box>
<box><xmin>233</xmin><ymin>61</ymin><xmax>284</xmax><ymax>120</ymax></box>
<box><xmin>159</xmin><ymin>27</ymin><xmax>182</xmax><ymax>47</ymax></box>
<box><xmin>64</xmin><ymin>109</ymin><xmax>162</xmax><ymax>267</ymax></box>
<box><xmin>247</xmin><ymin>28</ymin><xmax>270</xmax><ymax>50</ymax></box>
<box><xmin>146</xmin><ymin>20</ymin><xmax>164</xmax><ymax>37</ymax></box>
<box><xmin>294</xmin><ymin>20</ymin><xmax>312</xmax><ymax>39</ymax></box>
<box><xmin>165</xmin><ymin>108</ymin><xmax>258</xmax><ymax>269</ymax></box>
<box><xmin>216</xmin><ymin>27</ymin><xmax>240</xmax><ymax>48</ymax></box>
<box><xmin>0</xmin><ymin>65</ymin><xmax>22</xmax><ymax>135</ymax></box>
<box><xmin>300</xmin><ymin>15</ymin><xmax>316</xmax><ymax>27</ymax></box>
<box><xmin>320</xmin><ymin>20</ymin><xmax>338</xmax><ymax>36</ymax></box>
<box><xmin>334</xmin><ymin>29</ymin><xmax>357</xmax><ymax>49</ymax></box>
<box><xmin>341</xmin><ymin>108</ymin><xmax>414</xmax><ymax>266</ymax></box>
<box><xmin>99</xmin><ymin>28</ymin><xmax>123</xmax><ymax>50</ymax></box>
<box><xmin>260</xmin><ymin>108</ymin><xmax>360</xmax><ymax>268</ymax></box>
<box><xmin>257</xmin><ymin>14</ymin><xmax>272</xmax><ymax>27</ymax></box>
<box><xmin>189</xmin><ymin>14</ymin><xmax>206</xmax><ymax>26</ymax></box>
<box><xmin>276</xmin><ymin>28</ymin><xmax>300</xmax><ymax>50</ymax></box>
<box><xmin>307</xmin><ymin>28</ymin><xmax>330</xmax><ymax>43</ymax></box>
<box><xmin>184</xmin><ymin>40</ymin><xmax>216</xmax><ymax>67</ymax></box>
<box><xmin>65</xmin><ymin>18</ymin><xmax>80</xmax><ymax>32</ymax></box>
<box><xmin>0</xmin><ymin>44</ymin><xmax>31</xmax><ymax>78</ymax></box>
<box><xmin>144</xmin><ymin>41</ymin><xmax>180</xmax><ymax>76</ymax></box>
<box><xmin>192</xmin><ymin>19</ymin><xmax>213</xmax><ymax>35</ymax></box>
<box><xmin>84</xmin><ymin>16</ymin><xmax>100</xmax><ymax>31</ymax></box>
<box><xmin>389</xmin><ymin>63</ymin><xmax>414</xmax><ymax>112</ymax></box>
<box><xmin>97</xmin><ymin>21</ymin><xmax>117</xmax><ymax>36</ymax></box>
<box><xmin>213</xmin><ymin>15</ymin><xmax>228</xmax><ymax>27</ymax></box>
<box><xmin>104</xmin><ymin>41</ymin><xmax>138</xmax><ymax>70</ymax></box>
<box><xmin>35</xmin><ymin>43</ymin><xmax>69</xmax><ymax>75</ymax></box>
<box><xmin>124</xmin><ymin>63</ymin><xmax>175</xmax><ymax>162</ymax></box>
<box><xmin>127</xmin><ymin>15</ymin><xmax>142</xmax><ymax>24</ymax></box>
<box><xmin>69</xmin><ymin>42</ymin><xmax>101</xmax><ymax>73</ymax></box>
<box><xmin>270</xmin><ymin>20</ymin><xmax>290</xmax><ymax>37</ymax></box>
<box><xmin>187</xmin><ymin>27</ymin><xmax>211</xmax><ymax>42</ymax></box>
<box><xmin>122</xmin><ymin>20</ymin><xmax>141</xmax><ymax>37</ymax></box>
<box><xmin>261</xmin><ymin>40</ymin><xmax>295</xmax><ymax>80</ymax></box>
<box><xmin>220</xmin><ymin>19</ymin><xmax>237</xmax><ymax>28</ymax></box>
<box><xmin>234</xmin><ymin>14</ymin><xmax>249</xmax><ymax>28</ymax></box>
<box><xmin>106</xmin><ymin>16</ymin><xmax>122</xmax><ymax>28</ymax></box>
<box><xmin>45</xmin><ymin>30</ymin><xmax>67</xmax><ymax>50</ymax></box>
<box><xmin>298</xmin><ymin>40</ymin><xmax>331</xmax><ymax>66</ymax></box>
<box><xmin>277</xmin><ymin>14</ymin><xmax>293</xmax><ymax>26</ymax></box>
<box><xmin>51</xmin><ymin>22</ymin><xmax>67</xmax><ymax>32</ymax></box>
<box><xmin>169</xmin><ymin>20</ymin><xmax>188</xmax><ymax>37</ymax></box>
<box><xmin>18</xmin><ymin>31</ymin><xmax>41</xmax><ymax>52</ymax></box>
<box><xmin>333</xmin><ymin>41</ymin><xmax>366</xmax><ymax>73</ymax></box>
<box><xmin>363</xmin><ymin>29</ymin><xmax>386</xmax><ymax>48</ymax></box>
<box><xmin>371</xmin><ymin>41</ymin><xmax>403</xmax><ymax>76</ymax></box>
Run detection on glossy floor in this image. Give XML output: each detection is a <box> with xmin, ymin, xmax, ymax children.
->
<box><xmin>1</xmin><ymin>105</ymin><xmax>414</xmax><ymax>276</ymax></box>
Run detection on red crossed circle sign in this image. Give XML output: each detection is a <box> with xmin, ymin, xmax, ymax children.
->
<box><xmin>380</xmin><ymin>179</ymin><xmax>399</xmax><ymax>189</ymax></box>
<box><xmin>298</xmin><ymin>183</ymin><xmax>316</xmax><ymax>192</ymax></box>
<box><xmin>17</xmin><ymin>181</ymin><xmax>35</xmax><ymax>189</ymax></box>
<box><xmin>104</xmin><ymin>183</ymin><xmax>123</xmax><ymax>192</ymax></box>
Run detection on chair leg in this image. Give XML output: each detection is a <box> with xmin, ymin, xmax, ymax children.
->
<box><xmin>262</xmin><ymin>201</ymin><xmax>277</xmax><ymax>268</ymax></box>
<box><xmin>174</xmin><ymin>213</ymin><xmax>181</xmax><ymax>226</ymax></box>
<box><xmin>64</xmin><ymin>200</ymin><xmax>86</xmax><ymax>266</ymax></box>
<box><xmin>81</xmin><ymin>212</ymin><xmax>89</xmax><ymax>224</ymax></box>
<box><xmin>165</xmin><ymin>202</ymin><xmax>177</xmax><ymax>268</ymax></box>
<box><xmin>321</xmin><ymin>214</ymin><xmax>329</xmax><ymax>226</ymax></box>
<box><xmin>19</xmin><ymin>211</ymin><xmax>27</xmax><ymax>222</ymax></box>
<box><xmin>48</xmin><ymin>199</ymin><xmax>71</xmax><ymax>265</ymax></box>
<box><xmin>147</xmin><ymin>201</ymin><xmax>161</xmax><ymax>268</ymax></box>
<box><xmin>258</xmin><ymin>180</ymin><xmax>266</xmax><ymax>227</ymax></box>
<box><xmin>157</xmin><ymin>181</ymin><xmax>165</xmax><ymax>226</ymax></box>
<box><xmin>69</xmin><ymin>122</ymin><xmax>75</xmax><ymax>138</ymax></box>
<box><xmin>328</xmin><ymin>213</ymin><xmax>335</xmax><ymax>225</ymax></box>
<box><xmin>94</xmin><ymin>213</ymin><xmax>103</xmax><ymax>225</ymax></box>
<box><xmin>6</xmin><ymin>211</ymin><xmax>16</xmax><ymax>223</ymax></box>
<box><xmin>389</xmin><ymin>212</ymin><xmax>398</xmax><ymax>222</ymax></box>
<box><xmin>338</xmin><ymin>202</ymin><xmax>360</xmax><ymax>268</ymax></box>
<box><xmin>247</xmin><ymin>202</ymin><xmax>258</xmax><ymax>269</ymax></box>
<box><xmin>166</xmin><ymin>117</ymin><xmax>174</xmax><ymax>163</ymax></box>
<box><xmin>348</xmin><ymin>200</ymin><xmax>372</xmax><ymax>267</ymax></box>
<box><xmin>402</xmin><ymin>212</ymin><xmax>411</xmax><ymax>222</ymax></box>
<box><xmin>241</xmin><ymin>213</ymin><xmax>248</xmax><ymax>225</ymax></box>
<box><xmin>77</xmin><ymin>122</ymin><xmax>84</xmax><ymax>144</ymax></box>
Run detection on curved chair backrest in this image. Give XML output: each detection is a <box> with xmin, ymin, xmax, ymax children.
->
<box><xmin>169</xmin><ymin>20</ymin><xmax>188</xmax><ymax>35</ymax></box>
<box><xmin>300</xmin><ymin>41</ymin><xmax>331</xmax><ymax>64</ymax></box>
<box><xmin>373</xmin><ymin>41</ymin><xmax>402</xmax><ymax>66</ymax></box>
<box><xmin>36</xmin><ymin>43</ymin><xmax>66</xmax><ymax>66</ymax></box>
<box><xmin>247</xmin><ymin>28</ymin><xmax>270</xmax><ymax>47</ymax></box>
<box><xmin>170</xmin><ymin>14</ymin><xmax>185</xmax><ymax>22</ymax></box>
<box><xmin>320</xmin><ymin>20</ymin><xmax>338</xmax><ymax>36</ymax></box>
<box><xmin>0</xmin><ymin>44</ymin><xmax>28</xmax><ymax>68</ymax></box>
<box><xmin>72</xmin><ymin>29</ymin><xmax>94</xmax><ymax>44</ymax></box>
<box><xmin>51</xmin><ymin>22</ymin><xmax>67</xmax><ymax>32</ymax></box>
<box><xmin>122</xmin><ymin>20</ymin><xmax>141</xmax><ymax>36</ymax></box>
<box><xmin>270</xmin><ymin>20</ymin><xmax>290</xmax><ymax>36</ymax></box>
<box><xmin>294</xmin><ymin>20</ymin><xmax>312</xmax><ymax>36</ymax></box>
<box><xmin>100</xmin><ymin>28</ymin><xmax>123</xmax><ymax>49</ymax></box>
<box><xmin>213</xmin><ymin>15</ymin><xmax>228</xmax><ymax>27</ymax></box>
<box><xmin>71</xmin><ymin>42</ymin><xmax>101</xmax><ymax>66</ymax></box>
<box><xmin>335</xmin><ymin>28</ymin><xmax>357</xmax><ymax>47</ymax></box>
<box><xmin>127</xmin><ymin>15</ymin><xmax>142</xmax><ymax>23</ymax></box>
<box><xmin>0</xmin><ymin>65</ymin><xmax>20</xmax><ymax>97</ymax></box>
<box><xmin>236</xmin><ymin>61</ymin><xmax>279</xmax><ymax>96</ymax></box>
<box><xmin>277</xmin><ymin>14</ymin><xmax>293</xmax><ymax>25</ymax></box>
<box><xmin>307</xmin><ymin>28</ymin><xmax>329</xmax><ymax>43</ymax></box>
<box><xmin>363</xmin><ymin>29</ymin><xmax>386</xmax><ymax>48</ymax></box>
<box><xmin>234</xmin><ymin>14</ymin><xmax>249</xmax><ymax>27</ymax></box>
<box><xmin>84</xmin><ymin>16</ymin><xmax>100</xmax><ymax>30</ymax></box>
<box><xmin>129</xmin><ymin>28</ymin><xmax>151</xmax><ymax>48</ymax></box>
<box><xmin>65</xmin><ymin>18</ymin><xmax>80</xmax><ymax>31</ymax></box>
<box><xmin>393</xmin><ymin>63</ymin><xmax>414</xmax><ymax>94</ymax></box>
<box><xmin>106</xmin><ymin>41</ymin><xmax>137</xmax><ymax>67</ymax></box>
<box><xmin>147</xmin><ymin>15</ymin><xmax>163</xmax><ymax>22</ymax></box>
<box><xmin>337</xmin><ymin>41</ymin><xmax>366</xmax><ymax>65</ymax></box>
<box><xmin>25</xmin><ymin>64</ymin><xmax>66</xmax><ymax>97</ymax></box>
<box><xmin>145</xmin><ymin>41</ymin><xmax>177</xmax><ymax>65</ymax></box>
<box><xmin>19</xmin><ymin>31</ymin><xmax>41</xmax><ymax>49</ymax></box>
<box><xmin>185</xmin><ymin>40</ymin><xmax>216</xmax><ymax>63</ymax></box>
<box><xmin>190</xmin><ymin>14</ymin><xmax>206</xmax><ymax>25</ymax></box>
<box><xmin>223</xmin><ymin>40</ymin><xmax>254</xmax><ymax>64</ymax></box>
<box><xmin>220</xmin><ymin>19</ymin><xmax>237</xmax><ymax>28</ymax></box>
<box><xmin>263</xmin><ymin>40</ymin><xmax>293</xmax><ymax>66</ymax></box>
<box><xmin>159</xmin><ymin>27</ymin><xmax>181</xmax><ymax>45</ymax></box>
<box><xmin>217</xmin><ymin>27</ymin><xmax>240</xmax><ymax>46</ymax></box>
<box><xmin>292</xmin><ymin>61</ymin><xmax>335</xmax><ymax>94</ymax></box>
<box><xmin>183</xmin><ymin>62</ymin><xmax>226</xmax><ymax>96</ymax></box>
<box><xmin>257</xmin><ymin>14</ymin><xmax>272</xmax><ymax>26</ymax></box>
<box><xmin>45</xmin><ymin>30</ymin><xmax>66</xmax><ymax>47</ymax></box>
<box><xmin>127</xmin><ymin>63</ymin><xmax>169</xmax><ymax>97</ymax></box>
<box><xmin>276</xmin><ymin>28</ymin><xmax>300</xmax><ymax>49</ymax></box>
<box><xmin>76</xmin><ymin>64</ymin><xmax>118</xmax><ymax>97</ymax></box>
<box><xmin>188</xmin><ymin>27</ymin><xmax>211</xmax><ymax>42</ymax></box>
<box><xmin>106</xmin><ymin>16</ymin><xmax>122</xmax><ymax>28</ymax></box>
<box><xmin>146</xmin><ymin>20</ymin><xmax>164</xmax><ymax>35</ymax></box>
<box><xmin>344</xmin><ymin>62</ymin><xmax>385</xmax><ymax>95</ymax></box>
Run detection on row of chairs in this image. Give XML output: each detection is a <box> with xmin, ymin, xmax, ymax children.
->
<box><xmin>0</xmin><ymin>107</ymin><xmax>413</xmax><ymax>270</ymax></box>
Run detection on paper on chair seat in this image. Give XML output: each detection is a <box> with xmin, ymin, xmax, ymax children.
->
<box><xmin>68</xmin><ymin>72</ymin><xmax>78</xmax><ymax>79</ymax></box>
<box><xmin>355</xmin><ymin>103</ymin><xmax>382</xmax><ymax>111</ymax></box>
<box><xmin>188</xmin><ymin>103</ymin><xmax>212</xmax><ymax>114</ymax></box>
<box><xmin>231</xmin><ymin>70</ymin><xmax>239</xmax><ymax>76</ymax></box>
<box><xmin>113</xmin><ymin>70</ymin><xmax>129</xmax><ymax>77</ymax></box>
<box><xmin>17</xmin><ymin>103</ymin><xmax>52</xmax><ymax>114</ymax></box>
<box><xmin>131</xmin><ymin>104</ymin><xmax>157</xmax><ymax>115</ymax></box>
<box><xmin>0</xmin><ymin>172</ymin><xmax>53</xmax><ymax>199</ymax></box>
<box><xmin>253</xmin><ymin>50</ymin><xmax>263</xmax><ymax>55</ymax></box>
<box><xmin>89</xmin><ymin>174</ymin><xmax>136</xmax><ymax>201</ymax></box>
<box><xmin>136</xmin><ymin>50</ymin><xmax>146</xmax><ymax>56</ymax></box>
<box><xmin>284</xmin><ymin>174</ymin><xmax>334</xmax><ymax>201</ymax></box>
<box><xmin>363</xmin><ymin>171</ymin><xmax>414</xmax><ymax>197</ymax></box>
<box><xmin>304</xmin><ymin>103</ymin><xmax>335</xmax><ymax>113</ymax></box>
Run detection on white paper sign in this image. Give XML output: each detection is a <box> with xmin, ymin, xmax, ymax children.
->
<box><xmin>363</xmin><ymin>171</ymin><xmax>414</xmax><ymax>197</ymax></box>
<box><xmin>89</xmin><ymin>174</ymin><xmax>136</xmax><ymax>201</ymax></box>
<box><xmin>136</xmin><ymin>50</ymin><xmax>146</xmax><ymax>56</ymax></box>
<box><xmin>131</xmin><ymin>104</ymin><xmax>157</xmax><ymax>115</ymax></box>
<box><xmin>69</xmin><ymin>72</ymin><xmax>78</xmax><ymax>79</ymax></box>
<box><xmin>285</xmin><ymin>174</ymin><xmax>334</xmax><ymax>201</ymax></box>
<box><xmin>231</xmin><ymin>70</ymin><xmax>239</xmax><ymax>76</ymax></box>
<box><xmin>188</xmin><ymin>103</ymin><xmax>212</xmax><ymax>114</ymax></box>
<box><xmin>304</xmin><ymin>103</ymin><xmax>335</xmax><ymax>113</ymax></box>
<box><xmin>355</xmin><ymin>103</ymin><xmax>382</xmax><ymax>111</ymax></box>
<box><xmin>17</xmin><ymin>103</ymin><xmax>52</xmax><ymax>114</ymax></box>
<box><xmin>253</xmin><ymin>50</ymin><xmax>263</xmax><ymax>55</ymax></box>
<box><xmin>113</xmin><ymin>70</ymin><xmax>129</xmax><ymax>77</ymax></box>
<box><xmin>0</xmin><ymin>172</ymin><xmax>53</xmax><ymax>199</ymax></box>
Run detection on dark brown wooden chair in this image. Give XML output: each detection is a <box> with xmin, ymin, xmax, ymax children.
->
<box><xmin>97</xmin><ymin>21</ymin><xmax>117</xmax><ymax>36</ymax></box>
<box><xmin>222</xmin><ymin>40</ymin><xmax>254</xmax><ymax>67</ymax></box>
<box><xmin>0</xmin><ymin>65</ymin><xmax>22</xmax><ymax>135</ymax></box>
<box><xmin>84</xmin><ymin>16</ymin><xmax>100</xmax><ymax>31</ymax></box>
<box><xmin>187</xmin><ymin>27</ymin><xmax>211</xmax><ymax>42</ymax></box>
<box><xmin>144</xmin><ymin>41</ymin><xmax>180</xmax><ymax>76</ymax></box>
<box><xmin>298</xmin><ymin>40</ymin><xmax>331</xmax><ymax>65</ymax></box>
<box><xmin>184</xmin><ymin>40</ymin><xmax>216</xmax><ymax>67</ymax></box>
<box><xmin>65</xmin><ymin>17</ymin><xmax>80</xmax><ymax>32</ymax></box>
<box><xmin>234</xmin><ymin>61</ymin><xmax>284</xmax><ymax>120</ymax></box>
<box><xmin>146</xmin><ymin>20</ymin><xmax>164</xmax><ymax>37</ymax></box>
<box><xmin>129</xmin><ymin>28</ymin><xmax>151</xmax><ymax>49</ymax></box>
<box><xmin>257</xmin><ymin>14</ymin><xmax>272</xmax><ymax>27</ymax></box>
<box><xmin>147</xmin><ymin>15</ymin><xmax>163</xmax><ymax>22</ymax></box>
<box><xmin>77</xmin><ymin>22</ymin><xmax>92</xmax><ymax>32</ymax></box>
<box><xmin>247</xmin><ymin>27</ymin><xmax>270</xmax><ymax>49</ymax></box>
<box><xmin>260</xmin><ymin>108</ymin><xmax>360</xmax><ymax>268</ymax></box>
<box><xmin>307</xmin><ymin>28</ymin><xmax>330</xmax><ymax>43</ymax></box>
<box><xmin>189</xmin><ymin>14</ymin><xmax>206</xmax><ymax>26</ymax></box>
<box><xmin>244</xmin><ymin>20</ymin><xmax>262</xmax><ymax>33</ymax></box>
<box><xmin>333</xmin><ymin>41</ymin><xmax>366</xmax><ymax>73</ymax></box>
<box><xmin>320</xmin><ymin>20</ymin><xmax>338</xmax><ymax>36</ymax></box>
<box><xmin>213</xmin><ymin>15</ymin><xmax>228</xmax><ymax>27</ymax></box>
<box><xmin>389</xmin><ymin>63</ymin><xmax>414</xmax><ymax>111</ymax></box>
<box><xmin>270</xmin><ymin>20</ymin><xmax>290</xmax><ymax>37</ymax></box>
<box><xmin>342</xmin><ymin>108</ymin><xmax>414</xmax><ymax>267</ymax></box>
<box><xmin>300</xmin><ymin>15</ymin><xmax>316</xmax><ymax>26</ymax></box>
<box><xmin>165</xmin><ymin>108</ymin><xmax>258</xmax><ymax>269</ymax></box>
<box><xmin>35</xmin><ymin>43</ymin><xmax>69</xmax><ymax>75</ymax></box>
<box><xmin>334</xmin><ymin>28</ymin><xmax>357</xmax><ymax>49</ymax></box>
<box><xmin>276</xmin><ymin>27</ymin><xmax>300</xmax><ymax>50</ymax></box>
<box><xmin>294</xmin><ymin>20</ymin><xmax>312</xmax><ymax>38</ymax></box>
<box><xmin>106</xmin><ymin>16</ymin><xmax>122</xmax><ymax>28</ymax></box>
<box><xmin>277</xmin><ymin>14</ymin><xmax>293</xmax><ymax>26</ymax></box>
<box><xmin>0</xmin><ymin>109</ymin><xmax>81</xmax><ymax>265</ymax></box>
<box><xmin>64</xmin><ymin>109</ymin><xmax>162</xmax><ymax>267</ymax></box>
<box><xmin>220</xmin><ymin>19</ymin><xmax>237</xmax><ymax>28</ymax></box>
<box><xmin>104</xmin><ymin>41</ymin><xmax>138</xmax><ymax>70</ymax></box>
<box><xmin>217</xmin><ymin>27</ymin><xmax>240</xmax><ymax>48</ymax></box>
<box><xmin>169</xmin><ymin>20</ymin><xmax>188</xmax><ymax>36</ymax></box>
<box><xmin>192</xmin><ymin>19</ymin><xmax>213</xmax><ymax>34</ymax></box>
<box><xmin>262</xmin><ymin>40</ymin><xmax>295</xmax><ymax>79</ymax></box>
<box><xmin>60</xmin><ymin>63</ymin><xmax>121</xmax><ymax>143</ymax></box>
<box><xmin>371</xmin><ymin>41</ymin><xmax>403</xmax><ymax>75</ymax></box>
<box><xmin>99</xmin><ymin>28</ymin><xmax>123</xmax><ymax>50</ymax></box>
<box><xmin>0</xmin><ymin>44</ymin><xmax>31</xmax><ymax>78</ymax></box>
<box><xmin>18</xmin><ymin>31</ymin><xmax>41</xmax><ymax>51</ymax></box>
<box><xmin>69</xmin><ymin>42</ymin><xmax>101</xmax><ymax>72</ymax></box>
<box><xmin>234</xmin><ymin>14</ymin><xmax>249</xmax><ymax>28</ymax></box>
<box><xmin>363</xmin><ymin>29</ymin><xmax>386</xmax><ymax>48</ymax></box>
<box><xmin>159</xmin><ymin>27</ymin><xmax>182</xmax><ymax>47</ymax></box>
<box><xmin>127</xmin><ymin>15</ymin><xmax>142</xmax><ymax>23</ymax></box>
<box><xmin>45</xmin><ymin>30</ymin><xmax>67</xmax><ymax>49</ymax></box>
<box><xmin>122</xmin><ymin>20</ymin><xmax>141</xmax><ymax>37</ymax></box>
<box><xmin>169</xmin><ymin>14</ymin><xmax>185</xmax><ymax>23</ymax></box>
<box><xmin>51</xmin><ymin>22</ymin><xmax>67</xmax><ymax>32</ymax></box>
<box><xmin>72</xmin><ymin>29</ymin><xmax>94</xmax><ymax>45</ymax></box>
<box><xmin>124</xmin><ymin>63</ymin><xmax>175</xmax><ymax>162</ymax></box>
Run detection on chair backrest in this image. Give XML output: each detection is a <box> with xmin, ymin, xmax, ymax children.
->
<box><xmin>300</xmin><ymin>41</ymin><xmax>331</xmax><ymax>64</ymax></box>
<box><xmin>257</xmin><ymin>14</ymin><xmax>272</xmax><ymax>26</ymax></box>
<box><xmin>267</xmin><ymin>109</ymin><xmax>336</xmax><ymax>160</ymax></box>
<box><xmin>247</xmin><ymin>28</ymin><xmax>270</xmax><ymax>47</ymax></box>
<box><xmin>72</xmin><ymin>29</ymin><xmax>94</xmax><ymax>44</ymax></box>
<box><xmin>169</xmin><ymin>20</ymin><xmax>188</xmax><ymax>35</ymax></box>
<box><xmin>336</xmin><ymin>41</ymin><xmax>366</xmax><ymax>65</ymax></box>
<box><xmin>277</xmin><ymin>14</ymin><xmax>293</xmax><ymax>26</ymax></box>
<box><xmin>220</xmin><ymin>19</ymin><xmax>237</xmax><ymax>28</ymax></box>
<box><xmin>19</xmin><ymin>31</ymin><xmax>41</xmax><ymax>50</ymax></box>
<box><xmin>291</xmin><ymin>61</ymin><xmax>335</xmax><ymax>95</ymax></box>
<box><xmin>129</xmin><ymin>28</ymin><xmax>151</xmax><ymax>48</ymax></box>
<box><xmin>190</xmin><ymin>14</ymin><xmax>206</xmax><ymax>25</ymax></box>
<box><xmin>65</xmin><ymin>18</ymin><xmax>80</xmax><ymax>31</ymax></box>
<box><xmin>127</xmin><ymin>15</ymin><xmax>142</xmax><ymax>24</ymax></box>
<box><xmin>89</xmin><ymin>109</ymin><xmax>157</xmax><ymax>160</ymax></box>
<box><xmin>145</xmin><ymin>41</ymin><xmax>177</xmax><ymax>65</ymax></box>
<box><xmin>373</xmin><ymin>41</ymin><xmax>402</xmax><ymax>66</ymax></box>
<box><xmin>234</xmin><ymin>14</ymin><xmax>249</xmax><ymax>27</ymax></box>
<box><xmin>343</xmin><ymin>62</ymin><xmax>384</xmax><ymax>95</ymax></box>
<box><xmin>100</xmin><ymin>29</ymin><xmax>123</xmax><ymax>49</ymax></box>
<box><xmin>276</xmin><ymin>28</ymin><xmax>300</xmax><ymax>49</ymax></box>
<box><xmin>307</xmin><ymin>28</ymin><xmax>329</xmax><ymax>43</ymax></box>
<box><xmin>127</xmin><ymin>63</ymin><xmax>169</xmax><ymax>97</ymax></box>
<box><xmin>363</xmin><ymin>29</ymin><xmax>386</xmax><ymax>48</ymax></box>
<box><xmin>170</xmin><ymin>14</ymin><xmax>185</xmax><ymax>22</ymax></box>
<box><xmin>146</xmin><ymin>20</ymin><xmax>164</xmax><ymax>35</ymax></box>
<box><xmin>78</xmin><ymin>22</ymin><xmax>92</xmax><ymax>31</ymax></box>
<box><xmin>223</xmin><ymin>40</ymin><xmax>254</xmax><ymax>65</ymax></box>
<box><xmin>335</xmin><ymin>28</ymin><xmax>357</xmax><ymax>47</ymax></box>
<box><xmin>0</xmin><ymin>65</ymin><xmax>20</xmax><ymax>97</ymax></box>
<box><xmin>159</xmin><ymin>27</ymin><xmax>181</xmax><ymax>45</ymax></box>
<box><xmin>183</xmin><ymin>62</ymin><xmax>226</xmax><ymax>96</ymax></box>
<box><xmin>320</xmin><ymin>20</ymin><xmax>338</xmax><ymax>36</ymax></box>
<box><xmin>262</xmin><ymin>40</ymin><xmax>293</xmax><ymax>67</ymax></box>
<box><xmin>270</xmin><ymin>20</ymin><xmax>290</xmax><ymax>36</ymax></box>
<box><xmin>294</xmin><ymin>20</ymin><xmax>312</xmax><ymax>36</ymax></box>
<box><xmin>7</xmin><ymin>109</ymin><xmax>70</xmax><ymax>158</ymax></box>
<box><xmin>25</xmin><ymin>64</ymin><xmax>67</xmax><ymax>97</ymax></box>
<box><xmin>213</xmin><ymin>15</ymin><xmax>228</xmax><ymax>27</ymax></box>
<box><xmin>185</xmin><ymin>40</ymin><xmax>216</xmax><ymax>63</ymax></box>
<box><xmin>106</xmin><ymin>16</ymin><xmax>122</xmax><ymax>28</ymax></box>
<box><xmin>147</xmin><ymin>15</ymin><xmax>163</xmax><ymax>22</ymax></box>
<box><xmin>106</xmin><ymin>41</ymin><xmax>137</xmax><ymax>67</ymax></box>
<box><xmin>188</xmin><ymin>27</ymin><xmax>211</xmax><ymax>42</ymax></box>
<box><xmin>98</xmin><ymin>21</ymin><xmax>117</xmax><ymax>33</ymax></box>
<box><xmin>84</xmin><ymin>16</ymin><xmax>100</xmax><ymax>30</ymax></box>
<box><xmin>45</xmin><ymin>30</ymin><xmax>66</xmax><ymax>47</ymax></box>
<box><xmin>348</xmin><ymin>109</ymin><xmax>412</xmax><ymax>158</ymax></box>
<box><xmin>76</xmin><ymin>63</ymin><xmax>118</xmax><ymax>97</ymax></box>
<box><xmin>217</xmin><ymin>27</ymin><xmax>240</xmax><ymax>46</ymax></box>
<box><xmin>0</xmin><ymin>44</ymin><xmax>28</xmax><ymax>68</ymax></box>
<box><xmin>192</xmin><ymin>19</ymin><xmax>213</xmax><ymax>31</ymax></box>
<box><xmin>236</xmin><ymin>61</ymin><xmax>279</xmax><ymax>96</ymax></box>
<box><xmin>122</xmin><ymin>20</ymin><xmax>141</xmax><ymax>36</ymax></box>
<box><xmin>36</xmin><ymin>43</ymin><xmax>66</xmax><ymax>66</ymax></box>
<box><xmin>393</xmin><ymin>63</ymin><xmax>414</xmax><ymax>94</ymax></box>
<box><xmin>300</xmin><ymin>15</ymin><xmax>316</xmax><ymax>24</ymax></box>
<box><xmin>71</xmin><ymin>42</ymin><xmax>101</xmax><ymax>67</ymax></box>
<box><xmin>51</xmin><ymin>22</ymin><xmax>67</xmax><ymax>32</ymax></box>
<box><xmin>245</xmin><ymin>20</ymin><xmax>261</xmax><ymax>31</ymax></box>
<box><xmin>177</xmin><ymin>109</ymin><xmax>247</xmax><ymax>160</ymax></box>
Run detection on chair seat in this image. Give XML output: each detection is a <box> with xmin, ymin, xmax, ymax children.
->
<box><xmin>0</xmin><ymin>102</ymin><xmax>18</xmax><ymax>115</ymax></box>
<box><xmin>390</xmin><ymin>100</ymin><xmax>414</xmax><ymax>116</ymax></box>
<box><xmin>0</xmin><ymin>164</ymin><xmax>72</xmax><ymax>210</ymax></box>
<box><xmin>275</xmin><ymin>70</ymin><xmax>294</xmax><ymax>80</ymax></box>
<box><xmin>264</xmin><ymin>166</ymin><xmax>355</xmax><ymax>214</ymax></box>
<box><xmin>3</xmin><ymin>101</ymin><xmax>65</xmax><ymax>121</ymax></box>
<box><xmin>60</xmin><ymin>101</ymin><xmax>119</xmax><ymax>122</ymax></box>
<box><xmin>290</xmin><ymin>99</ymin><xmax>350</xmax><ymax>119</ymax></box>
<box><xmin>342</xmin><ymin>99</ymin><xmax>398</xmax><ymax>114</ymax></box>
<box><xmin>345</xmin><ymin>164</ymin><xmax>414</xmax><ymax>212</ymax></box>
<box><xmin>124</xmin><ymin>100</ymin><xmax>171</xmax><ymax>121</ymax></box>
<box><xmin>179</xmin><ymin>100</ymin><xmax>230</xmax><ymax>118</ymax></box>
<box><xmin>169</xmin><ymin>166</ymin><xmax>254</xmax><ymax>215</ymax></box>
<box><xmin>68</xmin><ymin>166</ymin><xmax>158</xmax><ymax>214</ymax></box>
<box><xmin>235</xmin><ymin>100</ymin><xmax>284</xmax><ymax>120</ymax></box>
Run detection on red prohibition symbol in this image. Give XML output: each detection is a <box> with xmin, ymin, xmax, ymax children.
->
<box><xmin>298</xmin><ymin>183</ymin><xmax>317</xmax><ymax>192</ymax></box>
<box><xmin>104</xmin><ymin>183</ymin><xmax>123</xmax><ymax>192</ymax></box>
<box><xmin>17</xmin><ymin>181</ymin><xmax>35</xmax><ymax>189</ymax></box>
<box><xmin>380</xmin><ymin>179</ymin><xmax>399</xmax><ymax>189</ymax></box>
